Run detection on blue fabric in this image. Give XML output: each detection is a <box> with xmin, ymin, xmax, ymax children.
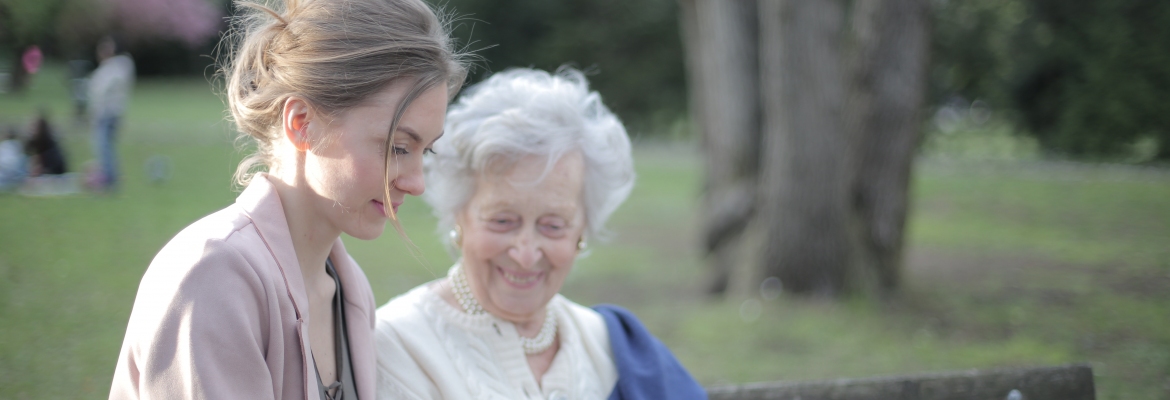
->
<box><xmin>94</xmin><ymin>114</ymin><xmax>120</xmax><ymax>187</ymax></box>
<box><xmin>593</xmin><ymin>304</ymin><xmax>707</xmax><ymax>400</ymax></box>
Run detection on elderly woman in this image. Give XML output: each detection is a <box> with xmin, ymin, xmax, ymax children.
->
<box><xmin>374</xmin><ymin>68</ymin><xmax>706</xmax><ymax>399</ymax></box>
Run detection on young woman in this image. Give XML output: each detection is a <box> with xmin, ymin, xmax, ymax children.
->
<box><xmin>108</xmin><ymin>0</ymin><xmax>467</xmax><ymax>398</ymax></box>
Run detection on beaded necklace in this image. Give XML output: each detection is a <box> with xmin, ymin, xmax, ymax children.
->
<box><xmin>448</xmin><ymin>264</ymin><xmax>557</xmax><ymax>355</ymax></box>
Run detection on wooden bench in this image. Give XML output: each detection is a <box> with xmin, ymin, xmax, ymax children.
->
<box><xmin>706</xmin><ymin>364</ymin><xmax>1095</xmax><ymax>400</ymax></box>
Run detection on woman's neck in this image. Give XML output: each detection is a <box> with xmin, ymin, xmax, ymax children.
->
<box><xmin>512</xmin><ymin>311</ymin><xmax>546</xmax><ymax>338</ymax></box>
<box><xmin>266</xmin><ymin>174</ymin><xmax>338</xmax><ymax>284</ymax></box>
<box><xmin>433</xmin><ymin>279</ymin><xmax>548</xmax><ymax>338</ymax></box>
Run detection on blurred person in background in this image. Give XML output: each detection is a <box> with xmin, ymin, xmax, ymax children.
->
<box><xmin>107</xmin><ymin>0</ymin><xmax>467</xmax><ymax>398</ymax></box>
<box><xmin>24</xmin><ymin>113</ymin><xmax>68</xmax><ymax>176</ymax></box>
<box><xmin>374</xmin><ymin>68</ymin><xmax>706</xmax><ymax>400</ymax></box>
<box><xmin>88</xmin><ymin>35</ymin><xmax>134</xmax><ymax>191</ymax></box>
<box><xmin>69</xmin><ymin>59</ymin><xmax>94</xmax><ymax>127</ymax></box>
<box><xmin>0</xmin><ymin>126</ymin><xmax>27</xmax><ymax>190</ymax></box>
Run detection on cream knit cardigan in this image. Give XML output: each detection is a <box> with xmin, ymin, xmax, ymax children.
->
<box><xmin>374</xmin><ymin>281</ymin><xmax>618</xmax><ymax>400</ymax></box>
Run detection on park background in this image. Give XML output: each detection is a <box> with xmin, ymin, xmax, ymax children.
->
<box><xmin>1</xmin><ymin>0</ymin><xmax>1168</xmax><ymax>398</ymax></box>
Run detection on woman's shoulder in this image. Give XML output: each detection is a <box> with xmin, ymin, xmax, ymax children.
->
<box><xmin>144</xmin><ymin>203</ymin><xmax>275</xmax><ymax>291</ymax></box>
<box><xmin>375</xmin><ymin>283</ymin><xmax>439</xmax><ymax>327</ymax></box>
<box><xmin>162</xmin><ymin>202</ymin><xmax>255</xmax><ymax>251</ymax></box>
<box><xmin>553</xmin><ymin>295</ymin><xmax>608</xmax><ymax>335</ymax></box>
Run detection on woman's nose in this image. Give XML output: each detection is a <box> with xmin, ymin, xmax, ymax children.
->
<box><xmin>508</xmin><ymin>230</ymin><xmax>542</xmax><ymax>269</ymax></box>
<box><xmin>392</xmin><ymin>161</ymin><xmax>425</xmax><ymax>196</ymax></box>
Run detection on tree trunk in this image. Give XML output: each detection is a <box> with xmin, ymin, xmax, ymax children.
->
<box><xmin>758</xmin><ymin>0</ymin><xmax>855</xmax><ymax>295</ymax></box>
<box><xmin>845</xmin><ymin>0</ymin><xmax>931</xmax><ymax>293</ymax></box>
<box><xmin>682</xmin><ymin>0</ymin><xmax>929</xmax><ymax>298</ymax></box>
<box><xmin>678</xmin><ymin>0</ymin><xmax>761</xmax><ymax>295</ymax></box>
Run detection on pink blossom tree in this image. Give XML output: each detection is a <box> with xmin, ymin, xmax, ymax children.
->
<box><xmin>104</xmin><ymin>0</ymin><xmax>222</xmax><ymax>47</ymax></box>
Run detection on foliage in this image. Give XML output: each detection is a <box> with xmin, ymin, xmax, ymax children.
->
<box><xmin>440</xmin><ymin>0</ymin><xmax>687</xmax><ymax>136</ymax></box>
<box><xmin>108</xmin><ymin>0</ymin><xmax>221</xmax><ymax>47</ymax></box>
<box><xmin>0</xmin><ymin>0</ymin><xmax>222</xmax><ymax>60</ymax></box>
<box><xmin>931</xmin><ymin>0</ymin><xmax>1170</xmax><ymax>160</ymax></box>
<box><xmin>0</xmin><ymin>0</ymin><xmax>71</xmax><ymax>48</ymax></box>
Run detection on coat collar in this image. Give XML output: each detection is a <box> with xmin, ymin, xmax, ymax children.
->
<box><xmin>235</xmin><ymin>175</ymin><xmax>310</xmax><ymax>319</ymax></box>
<box><xmin>235</xmin><ymin>175</ymin><xmax>376</xmax><ymax>400</ymax></box>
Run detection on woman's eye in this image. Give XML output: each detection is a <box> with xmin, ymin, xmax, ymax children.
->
<box><xmin>538</xmin><ymin>218</ymin><xmax>568</xmax><ymax>238</ymax></box>
<box><xmin>487</xmin><ymin>216</ymin><xmax>519</xmax><ymax>231</ymax></box>
<box><xmin>424</xmin><ymin>148</ymin><xmax>437</xmax><ymax>155</ymax></box>
<box><xmin>393</xmin><ymin>146</ymin><xmax>409</xmax><ymax>156</ymax></box>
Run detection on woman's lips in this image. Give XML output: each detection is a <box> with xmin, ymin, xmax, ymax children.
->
<box><xmin>391</xmin><ymin>201</ymin><xmax>403</xmax><ymax>214</ymax></box>
<box><xmin>496</xmin><ymin>265</ymin><xmax>543</xmax><ymax>289</ymax></box>
<box><xmin>372</xmin><ymin>200</ymin><xmax>388</xmax><ymax>218</ymax></box>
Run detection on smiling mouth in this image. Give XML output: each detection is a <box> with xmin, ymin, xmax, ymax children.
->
<box><xmin>497</xmin><ymin>266</ymin><xmax>543</xmax><ymax>287</ymax></box>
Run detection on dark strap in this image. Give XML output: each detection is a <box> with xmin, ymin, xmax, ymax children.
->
<box><xmin>314</xmin><ymin>257</ymin><xmax>358</xmax><ymax>400</ymax></box>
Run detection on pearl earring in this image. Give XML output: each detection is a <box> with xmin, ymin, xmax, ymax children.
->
<box><xmin>449</xmin><ymin>225</ymin><xmax>463</xmax><ymax>248</ymax></box>
<box><xmin>577</xmin><ymin>237</ymin><xmax>587</xmax><ymax>251</ymax></box>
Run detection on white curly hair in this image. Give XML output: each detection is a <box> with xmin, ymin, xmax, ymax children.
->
<box><xmin>423</xmin><ymin>67</ymin><xmax>635</xmax><ymax>252</ymax></box>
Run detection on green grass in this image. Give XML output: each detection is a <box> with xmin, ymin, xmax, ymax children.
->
<box><xmin>2</xmin><ymin>65</ymin><xmax>1169</xmax><ymax>399</ymax></box>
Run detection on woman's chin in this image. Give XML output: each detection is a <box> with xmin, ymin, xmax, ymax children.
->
<box><xmin>344</xmin><ymin>222</ymin><xmax>386</xmax><ymax>241</ymax></box>
<box><xmin>491</xmin><ymin>296</ymin><xmax>547</xmax><ymax>320</ymax></box>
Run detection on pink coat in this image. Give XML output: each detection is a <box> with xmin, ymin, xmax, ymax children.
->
<box><xmin>109</xmin><ymin>176</ymin><xmax>376</xmax><ymax>400</ymax></box>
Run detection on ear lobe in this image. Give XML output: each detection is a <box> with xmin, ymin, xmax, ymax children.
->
<box><xmin>282</xmin><ymin>98</ymin><xmax>313</xmax><ymax>151</ymax></box>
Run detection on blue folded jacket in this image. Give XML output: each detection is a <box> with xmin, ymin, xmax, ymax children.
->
<box><xmin>593</xmin><ymin>304</ymin><xmax>708</xmax><ymax>400</ymax></box>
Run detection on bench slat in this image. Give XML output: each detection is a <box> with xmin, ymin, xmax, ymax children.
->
<box><xmin>706</xmin><ymin>364</ymin><xmax>1095</xmax><ymax>400</ymax></box>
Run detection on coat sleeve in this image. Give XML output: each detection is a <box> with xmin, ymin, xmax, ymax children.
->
<box><xmin>110</xmin><ymin>239</ymin><xmax>278</xmax><ymax>399</ymax></box>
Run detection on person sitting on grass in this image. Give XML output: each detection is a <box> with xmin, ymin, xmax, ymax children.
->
<box><xmin>24</xmin><ymin>113</ymin><xmax>68</xmax><ymax>176</ymax></box>
<box><xmin>0</xmin><ymin>126</ymin><xmax>27</xmax><ymax>190</ymax></box>
<box><xmin>108</xmin><ymin>0</ymin><xmax>468</xmax><ymax>398</ymax></box>
<box><xmin>374</xmin><ymin>68</ymin><xmax>707</xmax><ymax>400</ymax></box>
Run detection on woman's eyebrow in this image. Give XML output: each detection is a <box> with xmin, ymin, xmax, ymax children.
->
<box><xmin>395</xmin><ymin>125</ymin><xmax>422</xmax><ymax>143</ymax></box>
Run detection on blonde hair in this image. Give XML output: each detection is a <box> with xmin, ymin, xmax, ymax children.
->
<box><xmin>219</xmin><ymin>0</ymin><xmax>469</xmax><ymax>223</ymax></box>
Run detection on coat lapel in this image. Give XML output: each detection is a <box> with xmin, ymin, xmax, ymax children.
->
<box><xmin>235</xmin><ymin>175</ymin><xmax>320</xmax><ymax>400</ymax></box>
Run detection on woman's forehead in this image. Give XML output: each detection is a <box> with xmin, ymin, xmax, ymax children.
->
<box><xmin>470</xmin><ymin>163</ymin><xmax>583</xmax><ymax>213</ymax></box>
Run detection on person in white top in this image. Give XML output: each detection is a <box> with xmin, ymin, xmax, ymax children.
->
<box><xmin>87</xmin><ymin>35</ymin><xmax>135</xmax><ymax>190</ymax></box>
<box><xmin>375</xmin><ymin>68</ymin><xmax>706</xmax><ymax>400</ymax></box>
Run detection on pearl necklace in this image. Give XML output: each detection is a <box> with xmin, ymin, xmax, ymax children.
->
<box><xmin>448</xmin><ymin>264</ymin><xmax>558</xmax><ymax>355</ymax></box>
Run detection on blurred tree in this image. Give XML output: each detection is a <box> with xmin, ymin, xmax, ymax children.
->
<box><xmin>108</xmin><ymin>0</ymin><xmax>220</xmax><ymax>47</ymax></box>
<box><xmin>677</xmin><ymin>0</ymin><xmax>759</xmax><ymax>295</ymax></box>
<box><xmin>0</xmin><ymin>0</ymin><xmax>222</xmax><ymax>87</ymax></box>
<box><xmin>0</xmin><ymin>0</ymin><xmax>71</xmax><ymax>91</ymax></box>
<box><xmin>931</xmin><ymin>0</ymin><xmax>1170</xmax><ymax>160</ymax></box>
<box><xmin>1018</xmin><ymin>0</ymin><xmax>1170</xmax><ymax>159</ymax></box>
<box><xmin>682</xmin><ymin>0</ymin><xmax>930</xmax><ymax>297</ymax></box>
<box><xmin>441</xmin><ymin>0</ymin><xmax>686</xmax><ymax>134</ymax></box>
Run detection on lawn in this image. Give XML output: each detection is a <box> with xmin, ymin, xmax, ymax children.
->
<box><xmin>1</xmin><ymin>66</ymin><xmax>1168</xmax><ymax>399</ymax></box>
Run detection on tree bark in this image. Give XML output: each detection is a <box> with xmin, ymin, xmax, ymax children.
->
<box><xmin>758</xmin><ymin>0</ymin><xmax>855</xmax><ymax>295</ymax></box>
<box><xmin>682</xmin><ymin>0</ymin><xmax>929</xmax><ymax>298</ymax></box>
<box><xmin>678</xmin><ymin>0</ymin><xmax>760</xmax><ymax>295</ymax></box>
<box><xmin>845</xmin><ymin>0</ymin><xmax>931</xmax><ymax>293</ymax></box>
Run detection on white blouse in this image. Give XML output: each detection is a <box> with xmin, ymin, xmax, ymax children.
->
<box><xmin>374</xmin><ymin>281</ymin><xmax>618</xmax><ymax>400</ymax></box>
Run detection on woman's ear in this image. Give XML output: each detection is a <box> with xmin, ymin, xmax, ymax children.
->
<box><xmin>281</xmin><ymin>97</ymin><xmax>313</xmax><ymax>151</ymax></box>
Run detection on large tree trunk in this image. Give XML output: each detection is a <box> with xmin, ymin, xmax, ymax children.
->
<box><xmin>678</xmin><ymin>0</ymin><xmax>760</xmax><ymax>295</ymax></box>
<box><xmin>757</xmin><ymin>0</ymin><xmax>855</xmax><ymax>295</ymax></box>
<box><xmin>681</xmin><ymin>0</ymin><xmax>929</xmax><ymax>298</ymax></box>
<box><xmin>845</xmin><ymin>0</ymin><xmax>931</xmax><ymax>293</ymax></box>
